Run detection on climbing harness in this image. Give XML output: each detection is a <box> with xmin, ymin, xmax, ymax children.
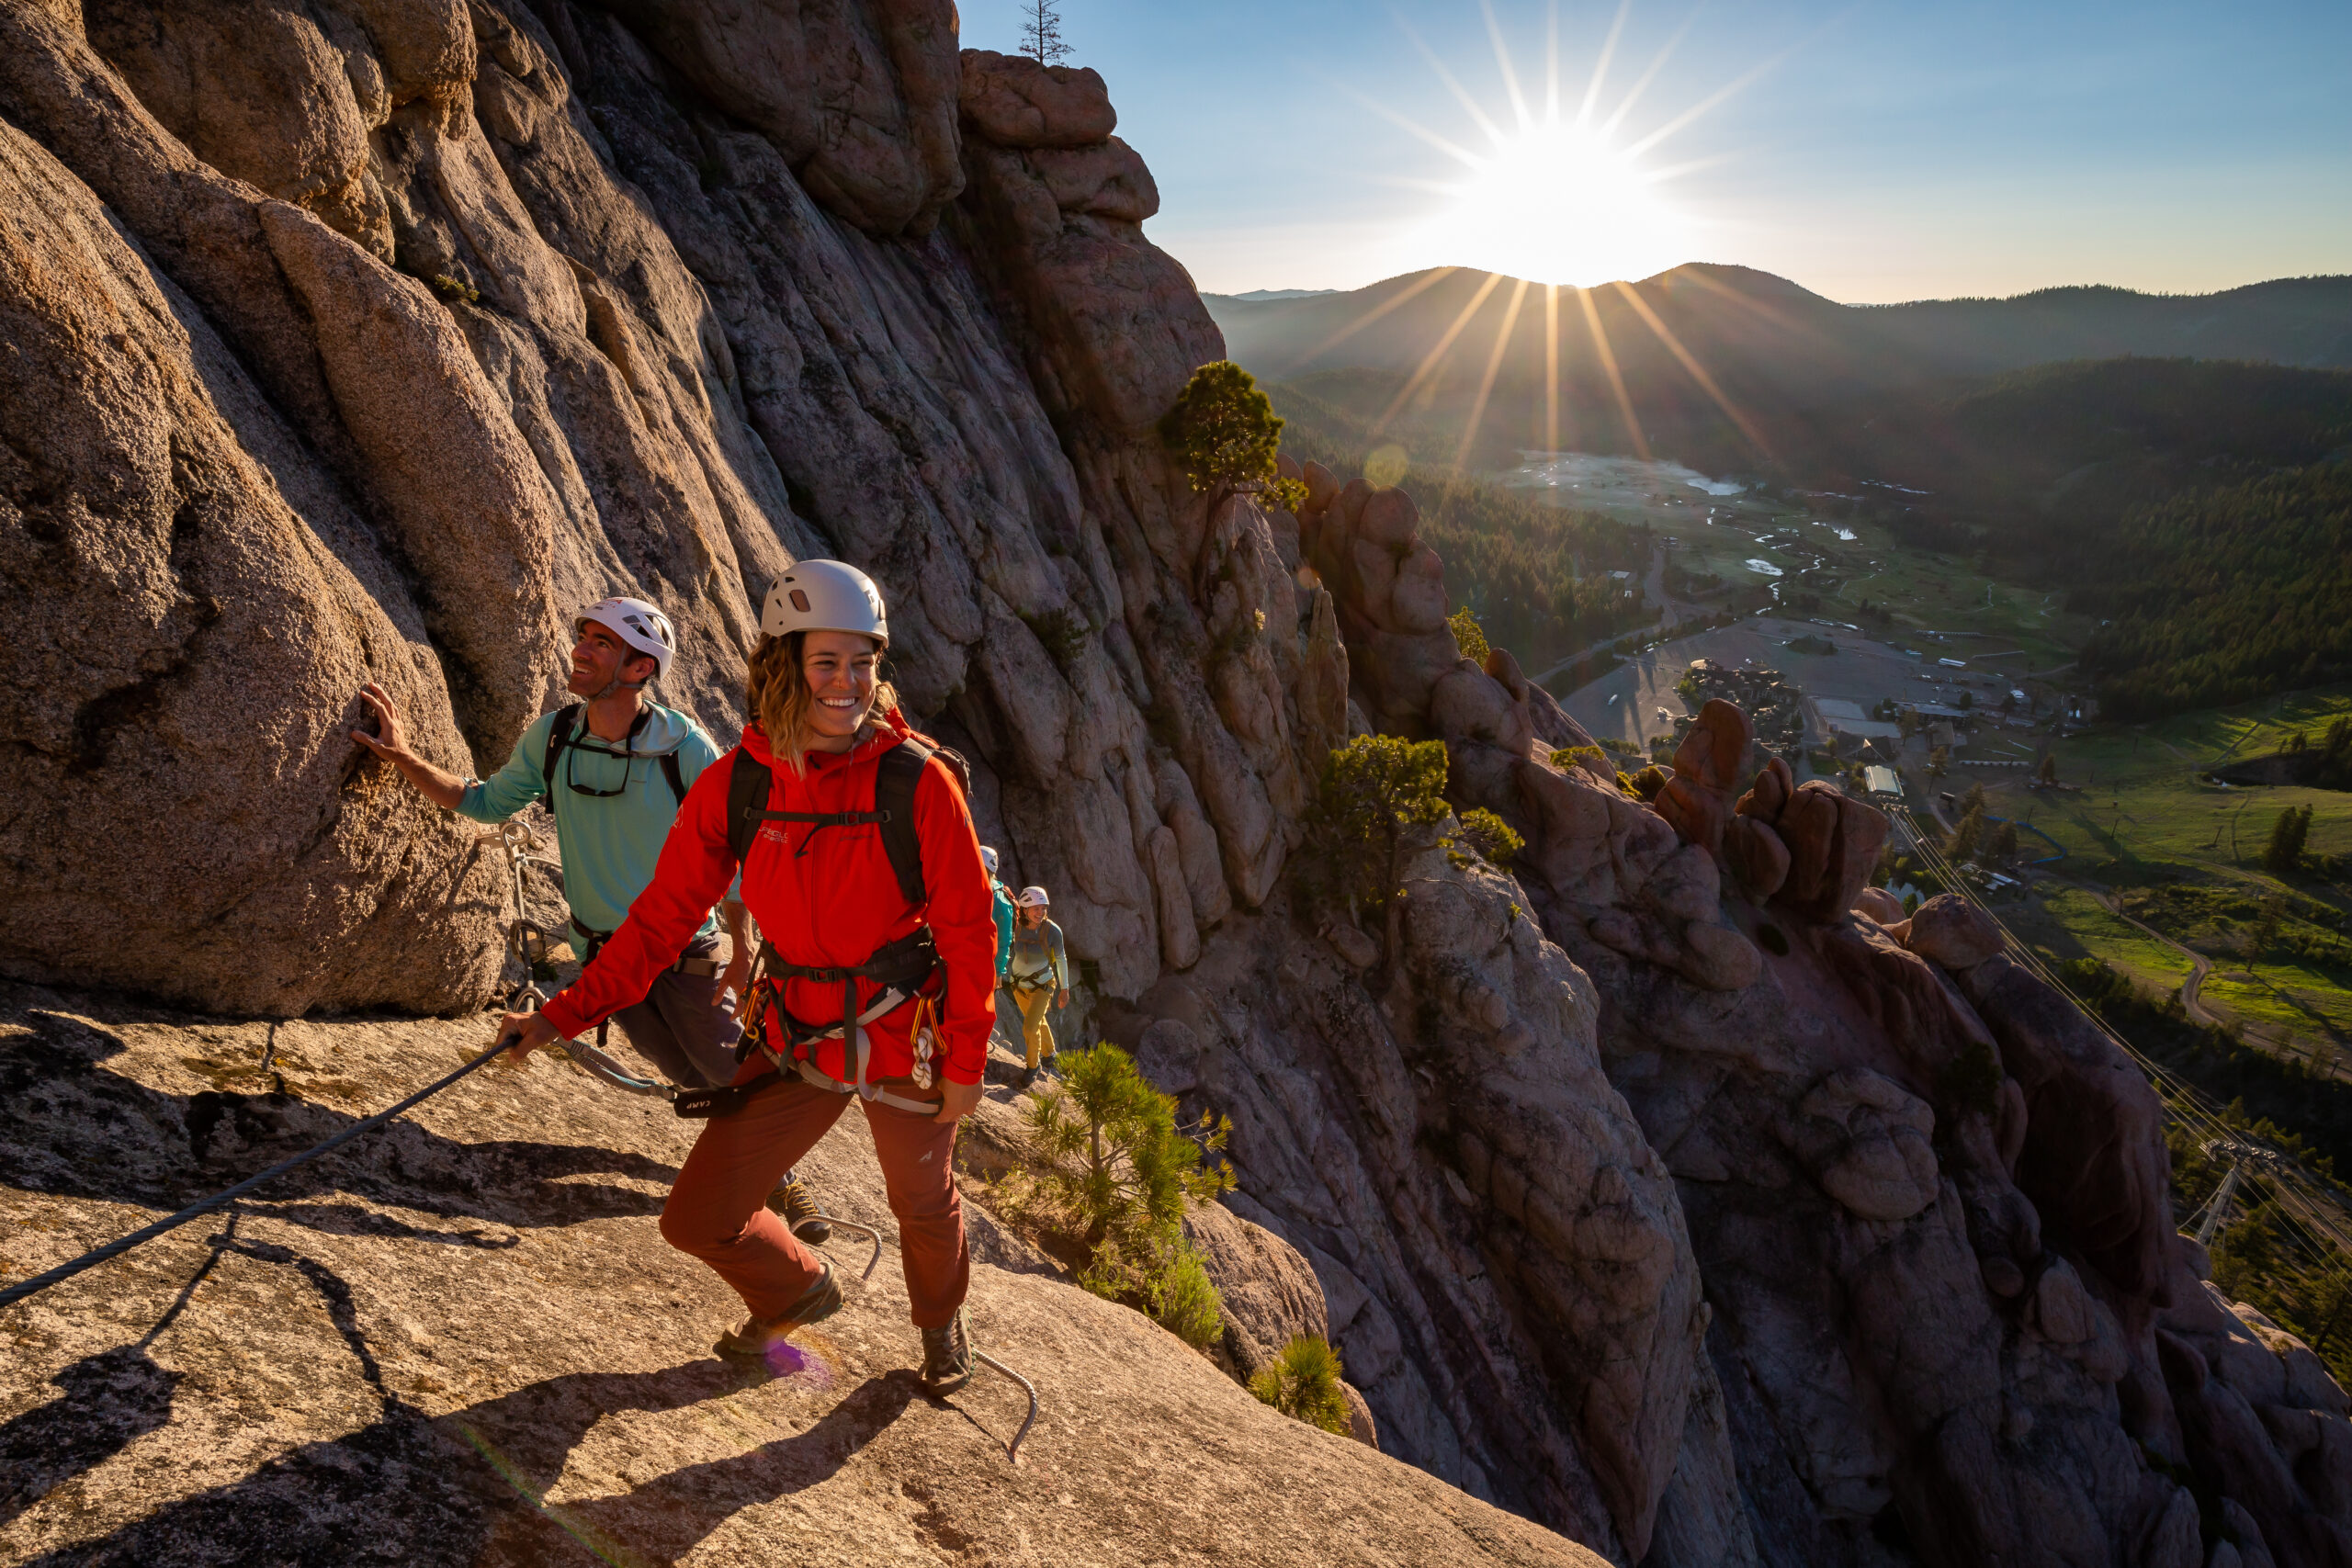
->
<box><xmin>0</xmin><ymin>1033</ymin><xmax>517</xmax><ymax>1313</ymax></box>
<box><xmin>485</xmin><ymin>821</ymin><xmax>683</xmax><ymax>1105</ymax></box>
<box><xmin>743</xmin><ymin>928</ymin><xmax>949</xmax><ymax>1117</ymax></box>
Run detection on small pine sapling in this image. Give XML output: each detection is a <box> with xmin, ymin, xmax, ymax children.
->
<box><xmin>1012</xmin><ymin>1043</ymin><xmax>1232</xmax><ymax>1342</ymax></box>
<box><xmin>1453</xmin><ymin>807</ymin><xmax>1524</xmax><ymax>867</ymax></box>
<box><xmin>1250</xmin><ymin>1335</ymin><xmax>1352</xmax><ymax>1436</ymax></box>
<box><xmin>1020</xmin><ymin>0</ymin><xmax>1070</xmax><ymax>65</ymax></box>
<box><xmin>1306</xmin><ymin>735</ymin><xmax>1451</xmax><ymax>970</ymax></box>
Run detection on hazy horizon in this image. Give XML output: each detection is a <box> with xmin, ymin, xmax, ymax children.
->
<box><xmin>1198</xmin><ymin>263</ymin><xmax>2352</xmax><ymax>310</ymax></box>
<box><xmin>959</xmin><ymin>0</ymin><xmax>2352</xmax><ymax>304</ymax></box>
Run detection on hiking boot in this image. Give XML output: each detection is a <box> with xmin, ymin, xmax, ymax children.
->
<box><xmin>714</xmin><ymin>1264</ymin><xmax>842</xmax><ymax>1360</ymax></box>
<box><xmin>766</xmin><ymin>1171</ymin><xmax>831</xmax><ymax>1245</ymax></box>
<box><xmin>919</xmin><ymin>1309</ymin><xmax>973</xmax><ymax>1396</ymax></box>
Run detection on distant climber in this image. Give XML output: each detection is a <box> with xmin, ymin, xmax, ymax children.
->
<box><xmin>350</xmin><ymin>599</ymin><xmax>827</xmax><ymax>1242</ymax></box>
<box><xmin>981</xmin><ymin>846</ymin><xmax>1015</xmax><ymax>984</ymax></box>
<box><xmin>1008</xmin><ymin>886</ymin><xmax>1070</xmax><ymax>1084</ymax></box>
<box><xmin>493</xmin><ymin>562</ymin><xmax>996</xmax><ymax>1394</ymax></box>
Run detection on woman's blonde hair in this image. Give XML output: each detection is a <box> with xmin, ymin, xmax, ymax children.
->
<box><xmin>746</xmin><ymin>630</ymin><xmax>896</xmax><ymax>774</ymax></box>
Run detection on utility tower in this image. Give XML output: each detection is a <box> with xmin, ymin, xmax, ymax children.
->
<box><xmin>2195</xmin><ymin>1137</ymin><xmax>2290</xmax><ymax>1247</ymax></box>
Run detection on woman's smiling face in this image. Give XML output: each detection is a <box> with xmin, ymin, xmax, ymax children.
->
<box><xmin>801</xmin><ymin>630</ymin><xmax>880</xmax><ymax>749</ymax></box>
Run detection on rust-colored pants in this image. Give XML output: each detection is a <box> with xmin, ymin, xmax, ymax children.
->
<box><xmin>659</xmin><ymin>1068</ymin><xmax>968</xmax><ymax>1328</ymax></box>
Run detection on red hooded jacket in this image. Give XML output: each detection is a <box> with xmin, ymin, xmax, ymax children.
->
<box><xmin>538</xmin><ymin>708</ymin><xmax>996</xmax><ymax>1087</ymax></box>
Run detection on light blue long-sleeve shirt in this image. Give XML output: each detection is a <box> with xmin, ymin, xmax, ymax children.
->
<box><xmin>456</xmin><ymin>704</ymin><xmax>724</xmax><ymax>941</ymax></box>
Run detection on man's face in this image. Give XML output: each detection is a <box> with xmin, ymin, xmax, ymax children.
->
<box><xmin>569</xmin><ymin>623</ymin><xmax>655</xmax><ymax>698</ymax></box>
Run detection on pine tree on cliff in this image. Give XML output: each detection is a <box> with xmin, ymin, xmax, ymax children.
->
<box><xmin>1022</xmin><ymin>0</ymin><xmax>1070</xmax><ymax>65</ymax></box>
<box><xmin>1308</xmin><ymin>735</ymin><xmax>1451</xmax><ymax>973</ymax></box>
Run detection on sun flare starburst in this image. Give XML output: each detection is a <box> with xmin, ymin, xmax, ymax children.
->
<box><xmin>1317</xmin><ymin>3</ymin><xmax>1790</xmax><ymax>465</ymax></box>
<box><xmin>1363</xmin><ymin>2</ymin><xmax>1758</xmax><ymax>289</ymax></box>
<box><xmin>1420</xmin><ymin>118</ymin><xmax>1691</xmax><ymax>288</ymax></box>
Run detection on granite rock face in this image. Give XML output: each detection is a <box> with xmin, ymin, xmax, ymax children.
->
<box><xmin>6</xmin><ymin>0</ymin><xmax>2345</xmax><ymax>1563</ymax></box>
<box><xmin>0</xmin><ymin>985</ymin><xmax>1602</xmax><ymax>1565</ymax></box>
<box><xmin>0</xmin><ymin>0</ymin><xmax>1318</xmax><ymax>1010</ymax></box>
<box><xmin>1110</xmin><ymin>847</ymin><xmax>1709</xmax><ymax>1565</ymax></box>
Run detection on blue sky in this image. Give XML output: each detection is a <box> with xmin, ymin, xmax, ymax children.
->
<box><xmin>960</xmin><ymin>1</ymin><xmax>2352</xmax><ymax>302</ymax></box>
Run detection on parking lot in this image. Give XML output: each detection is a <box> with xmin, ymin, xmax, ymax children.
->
<box><xmin>1559</xmin><ymin>616</ymin><xmax>2042</xmax><ymax>756</ymax></box>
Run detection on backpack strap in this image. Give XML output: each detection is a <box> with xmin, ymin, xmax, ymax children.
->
<box><xmin>874</xmin><ymin>739</ymin><xmax>931</xmax><ymax>907</ymax></box>
<box><xmin>658</xmin><ymin>749</ymin><xmax>687</xmax><ymax>808</ymax></box>
<box><xmin>726</xmin><ymin>747</ymin><xmax>775</xmax><ymax>866</ymax></box>
<box><xmin>541</xmin><ymin>703</ymin><xmax>584</xmax><ymax>825</ymax></box>
<box><xmin>730</xmin><ymin>734</ymin><xmax>970</xmax><ymax>904</ymax></box>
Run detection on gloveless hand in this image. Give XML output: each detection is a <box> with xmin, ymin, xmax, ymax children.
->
<box><xmin>933</xmin><ymin>1075</ymin><xmax>985</xmax><ymax>1123</ymax></box>
<box><xmin>495</xmin><ymin>1010</ymin><xmax>562</xmax><ymax>1066</ymax></box>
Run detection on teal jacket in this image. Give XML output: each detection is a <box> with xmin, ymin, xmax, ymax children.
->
<box><xmin>457</xmin><ymin>704</ymin><xmax>724</xmax><ymax>940</ymax></box>
<box><xmin>990</xmin><ymin>881</ymin><xmax>1015</xmax><ymax>978</ymax></box>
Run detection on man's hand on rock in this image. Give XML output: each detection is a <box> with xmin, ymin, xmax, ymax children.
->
<box><xmin>352</xmin><ymin>682</ymin><xmax>468</xmax><ymax>808</ymax></box>
<box><xmin>351</xmin><ymin>682</ymin><xmax>414</xmax><ymax>764</ymax></box>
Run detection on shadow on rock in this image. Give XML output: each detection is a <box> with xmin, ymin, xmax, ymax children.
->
<box><xmin>19</xmin><ymin>1351</ymin><xmax>917</xmax><ymax>1567</ymax></box>
<box><xmin>0</xmin><ymin>1347</ymin><xmax>180</xmax><ymax>1529</ymax></box>
<box><xmin>0</xmin><ymin>1007</ymin><xmax>673</xmax><ymax>1235</ymax></box>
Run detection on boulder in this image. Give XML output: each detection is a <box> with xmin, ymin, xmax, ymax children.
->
<box><xmin>0</xmin><ymin>115</ymin><xmax>501</xmax><ymax>1015</ymax></box>
<box><xmin>957</xmin><ymin>48</ymin><xmax>1117</xmax><ymax>146</ymax></box>
<box><xmin>603</xmin><ymin>0</ymin><xmax>966</xmax><ymax>233</ymax></box>
<box><xmin>1853</xmin><ymin>886</ymin><xmax>1905</xmax><ymax>925</ymax></box>
<box><xmin>1905</xmin><ymin>894</ymin><xmax>2004</xmax><ymax>971</ymax></box>
<box><xmin>1182</xmin><ymin>1199</ymin><xmax>1332</xmax><ymax>1379</ymax></box>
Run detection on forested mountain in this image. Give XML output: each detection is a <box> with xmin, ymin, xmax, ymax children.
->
<box><xmin>2079</xmin><ymin>464</ymin><xmax>2352</xmax><ymax>718</ymax></box>
<box><xmin>1206</xmin><ymin>266</ymin><xmax>2352</xmax><ymax>477</ymax></box>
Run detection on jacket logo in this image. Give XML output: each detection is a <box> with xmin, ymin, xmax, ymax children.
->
<box><xmin>758</xmin><ymin>825</ymin><xmax>790</xmax><ymax>846</ymax></box>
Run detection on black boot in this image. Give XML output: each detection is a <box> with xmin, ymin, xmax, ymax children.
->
<box><xmin>766</xmin><ymin>1169</ymin><xmax>832</xmax><ymax>1245</ymax></box>
<box><xmin>919</xmin><ymin>1309</ymin><xmax>973</xmax><ymax>1395</ymax></box>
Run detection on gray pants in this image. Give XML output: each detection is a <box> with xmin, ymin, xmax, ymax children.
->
<box><xmin>607</xmin><ymin>930</ymin><xmax>743</xmax><ymax>1089</ymax></box>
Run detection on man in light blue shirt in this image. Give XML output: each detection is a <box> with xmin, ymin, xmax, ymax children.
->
<box><xmin>354</xmin><ymin>598</ymin><xmax>832</xmax><ymax>1240</ymax></box>
<box><xmin>352</xmin><ymin>598</ymin><xmax>746</xmax><ymax>1086</ymax></box>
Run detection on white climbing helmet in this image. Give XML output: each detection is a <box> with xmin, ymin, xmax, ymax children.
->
<box><xmin>761</xmin><ymin>559</ymin><xmax>888</xmax><ymax>647</ymax></box>
<box><xmin>980</xmin><ymin>846</ymin><xmax>1001</xmax><ymax>875</ymax></box>
<box><xmin>1015</xmin><ymin>886</ymin><xmax>1050</xmax><ymax>908</ymax></box>
<box><xmin>577</xmin><ymin>596</ymin><xmax>675</xmax><ymax>680</ymax></box>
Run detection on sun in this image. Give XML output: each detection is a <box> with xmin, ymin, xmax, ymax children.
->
<box><xmin>1424</xmin><ymin>118</ymin><xmax>1693</xmax><ymax>288</ymax></box>
<box><xmin>1362</xmin><ymin>5</ymin><xmax>1763</xmax><ymax>289</ymax></box>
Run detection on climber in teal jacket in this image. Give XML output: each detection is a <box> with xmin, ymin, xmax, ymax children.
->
<box><xmin>981</xmin><ymin>845</ymin><xmax>1015</xmax><ymax>979</ymax></box>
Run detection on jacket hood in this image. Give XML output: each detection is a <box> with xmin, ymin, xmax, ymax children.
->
<box><xmin>741</xmin><ymin>703</ymin><xmax>914</xmax><ymax>768</ymax></box>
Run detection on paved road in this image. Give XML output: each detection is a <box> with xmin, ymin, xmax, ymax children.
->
<box><xmin>2091</xmin><ymin>889</ymin><xmax>2221</xmax><ymax>1026</ymax></box>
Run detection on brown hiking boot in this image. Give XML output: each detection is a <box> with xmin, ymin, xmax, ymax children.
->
<box><xmin>714</xmin><ymin>1264</ymin><xmax>842</xmax><ymax>1361</ymax></box>
<box><xmin>766</xmin><ymin>1170</ymin><xmax>831</xmax><ymax>1245</ymax></box>
<box><xmin>919</xmin><ymin>1309</ymin><xmax>973</xmax><ymax>1396</ymax></box>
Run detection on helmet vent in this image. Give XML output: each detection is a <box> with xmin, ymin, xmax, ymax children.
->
<box><xmin>789</xmin><ymin>590</ymin><xmax>810</xmax><ymax>612</ymax></box>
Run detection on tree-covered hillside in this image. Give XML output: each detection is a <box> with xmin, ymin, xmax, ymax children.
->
<box><xmin>2079</xmin><ymin>464</ymin><xmax>2352</xmax><ymax>718</ymax></box>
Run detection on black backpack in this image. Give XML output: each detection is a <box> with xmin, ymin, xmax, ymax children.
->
<box><xmin>541</xmin><ymin>703</ymin><xmax>687</xmax><ymax>827</ymax></box>
<box><xmin>725</xmin><ymin>734</ymin><xmax>972</xmax><ymax>905</ymax></box>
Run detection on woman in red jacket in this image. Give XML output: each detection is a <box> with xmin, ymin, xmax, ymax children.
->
<box><xmin>498</xmin><ymin>561</ymin><xmax>995</xmax><ymax>1393</ymax></box>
